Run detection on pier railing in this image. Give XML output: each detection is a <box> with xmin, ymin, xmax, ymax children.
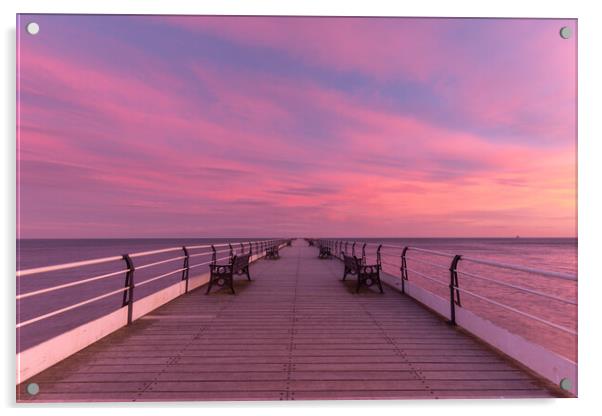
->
<box><xmin>16</xmin><ymin>238</ymin><xmax>291</xmax><ymax>383</ymax></box>
<box><xmin>314</xmin><ymin>238</ymin><xmax>578</xmax><ymax>395</ymax></box>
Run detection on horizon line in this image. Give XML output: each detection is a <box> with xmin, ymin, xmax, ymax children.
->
<box><xmin>16</xmin><ymin>236</ymin><xmax>578</xmax><ymax>240</ymax></box>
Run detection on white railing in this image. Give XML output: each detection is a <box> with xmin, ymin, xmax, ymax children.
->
<box><xmin>17</xmin><ymin>239</ymin><xmax>289</xmax><ymax>329</ymax></box>
<box><xmin>313</xmin><ymin>238</ymin><xmax>577</xmax><ymax>395</ymax></box>
<box><xmin>16</xmin><ymin>238</ymin><xmax>293</xmax><ymax>383</ymax></box>
<box><xmin>316</xmin><ymin>239</ymin><xmax>576</xmax><ymax>329</ymax></box>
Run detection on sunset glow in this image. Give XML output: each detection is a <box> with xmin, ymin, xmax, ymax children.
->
<box><xmin>17</xmin><ymin>15</ymin><xmax>577</xmax><ymax>238</ymax></box>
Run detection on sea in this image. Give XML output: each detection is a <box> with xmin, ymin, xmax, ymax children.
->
<box><xmin>16</xmin><ymin>237</ymin><xmax>577</xmax><ymax>361</ymax></box>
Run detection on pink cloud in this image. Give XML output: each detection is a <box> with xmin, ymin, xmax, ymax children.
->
<box><xmin>17</xmin><ymin>16</ymin><xmax>576</xmax><ymax>238</ymax></box>
<box><xmin>163</xmin><ymin>16</ymin><xmax>576</xmax><ymax>145</ymax></box>
<box><xmin>158</xmin><ymin>16</ymin><xmax>452</xmax><ymax>82</ymax></box>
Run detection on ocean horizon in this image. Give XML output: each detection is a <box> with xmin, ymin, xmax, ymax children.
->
<box><xmin>17</xmin><ymin>237</ymin><xmax>577</xmax><ymax>273</ymax></box>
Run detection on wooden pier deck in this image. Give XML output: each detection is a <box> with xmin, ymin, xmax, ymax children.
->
<box><xmin>17</xmin><ymin>240</ymin><xmax>561</xmax><ymax>402</ymax></box>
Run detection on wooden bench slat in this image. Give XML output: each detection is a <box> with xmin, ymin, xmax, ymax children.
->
<box><xmin>342</xmin><ymin>253</ymin><xmax>384</xmax><ymax>294</ymax></box>
<box><xmin>206</xmin><ymin>253</ymin><xmax>251</xmax><ymax>295</ymax></box>
<box><xmin>318</xmin><ymin>246</ymin><xmax>332</xmax><ymax>259</ymax></box>
<box><xmin>265</xmin><ymin>246</ymin><xmax>280</xmax><ymax>260</ymax></box>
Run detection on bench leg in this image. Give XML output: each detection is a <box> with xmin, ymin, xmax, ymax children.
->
<box><xmin>206</xmin><ymin>276</ymin><xmax>214</xmax><ymax>295</ymax></box>
<box><xmin>342</xmin><ymin>270</ymin><xmax>348</xmax><ymax>281</ymax></box>
<box><xmin>356</xmin><ymin>276</ymin><xmax>362</xmax><ymax>293</ymax></box>
<box><xmin>376</xmin><ymin>276</ymin><xmax>384</xmax><ymax>294</ymax></box>
<box><xmin>245</xmin><ymin>266</ymin><xmax>251</xmax><ymax>281</ymax></box>
<box><xmin>230</xmin><ymin>279</ymin><xmax>235</xmax><ymax>294</ymax></box>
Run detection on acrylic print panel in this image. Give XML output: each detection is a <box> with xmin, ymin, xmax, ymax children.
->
<box><xmin>16</xmin><ymin>15</ymin><xmax>577</xmax><ymax>402</ymax></box>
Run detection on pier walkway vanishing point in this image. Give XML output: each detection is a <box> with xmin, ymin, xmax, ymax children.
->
<box><xmin>17</xmin><ymin>240</ymin><xmax>569</xmax><ymax>402</ymax></box>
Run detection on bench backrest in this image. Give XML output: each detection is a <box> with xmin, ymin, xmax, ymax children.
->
<box><xmin>232</xmin><ymin>253</ymin><xmax>251</xmax><ymax>271</ymax></box>
<box><xmin>343</xmin><ymin>253</ymin><xmax>359</xmax><ymax>269</ymax></box>
<box><xmin>357</xmin><ymin>263</ymin><xmax>379</xmax><ymax>277</ymax></box>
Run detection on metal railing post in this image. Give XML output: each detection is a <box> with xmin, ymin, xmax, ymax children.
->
<box><xmin>248</xmin><ymin>241</ymin><xmax>253</xmax><ymax>256</ymax></box>
<box><xmin>449</xmin><ymin>254</ymin><xmax>462</xmax><ymax>325</ymax></box>
<box><xmin>361</xmin><ymin>243</ymin><xmax>366</xmax><ymax>264</ymax></box>
<box><xmin>454</xmin><ymin>261</ymin><xmax>462</xmax><ymax>307</ymax></box>
<box><xmin>181</xmin><ymin>246</ymin><xmax>190</xmax><ymax>293</ymax></box>
<box><xmin>228</xmin><ymin>243</ymin><xmax>233</xmax><ymax>260</ymax></box>
<box><xmin>400</xmin><ymin>247</ymin><xmax>409</xmax><ymax>294</ymax></box>
<box><xmin>345</xmin><ymin>242</ymin><xmax>348</xmax><ymax>255</ymax></box>
<box><xmin>121</xmin><ymin>254</ymin><xmax>135</xmax><ymax>325</ymax></box>
<box><xmin>376</xmin><ymin>244</ymin><xmax>382</xmax><ymax>269</ymax></box>
<box><xmin>352</xmin><ymin>242</ymin><xmax>356</xmax><ymax>257</ymax></box>
<box><xmin>211</xmin><ymin>245</ymin><xmax>217</xmax><ymax>265</ymax></box>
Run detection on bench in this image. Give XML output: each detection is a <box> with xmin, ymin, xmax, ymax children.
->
<box><xmin>342</xmin><ymin>253</ymin><xmax>359</xmax><ymax>280</ymax></box>
<box><xmin>342</xmin><ymin>253</ymin><xmax>384</xmax><ymax>293</ymax></box>
<box><xmin>318</xmin><ymin>245</ymin><xmax>332</xmax><ymax>259</ymax></box>
<box><xmin>206</xmin><ymin>253</ymin><xmax>251</xmax><ymax>294</ymax></box>
<box><xmin>265</xmin><ymin>245</ymin><xmax>280</xmax><ymax>259</ymax></box>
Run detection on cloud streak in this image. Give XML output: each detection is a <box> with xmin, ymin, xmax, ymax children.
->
<box><xmin>17</xmin><ymin>15</ymin><xmax>576</xmax><ymax>238</ymax></box>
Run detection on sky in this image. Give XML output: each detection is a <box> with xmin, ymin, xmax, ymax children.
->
<box><xmin>16</xmin><ymin>15</ymin><xmax>577</xmax><ymax>238</ymax></box>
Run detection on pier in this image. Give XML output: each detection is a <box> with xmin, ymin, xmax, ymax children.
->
<box><xmin>16</xmin><ymin>239</ymin><xmax>571</xmax><ymax>402</ymax></box>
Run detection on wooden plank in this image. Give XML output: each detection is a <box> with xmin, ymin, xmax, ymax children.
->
<box><xmin>21</xmin><ymin>381</ymin><xmax>149</xmax><ymax>393</ymax></box>
<box><xmin>431</xmin><ymin>390</ymin><xmax>555</xmax><ymax>398</ymax></box>
<box><xmin>19</xmin><ymin>392</ymin><xmax>140</xmax><ymax>402</ymax></box>
<box><xmin>66</xmin><ymin>363</ymin><xmax>289</xmax><ymax>373</ymax></box>
<box><xmin>288</xmin><ymin>379</ymin><xmax>540</xmax><ymax>390</ymax></box>
<box><xmin>137</xmin><ymin>391</ymin><xmax>287</xmax><ymax>401</ymax></box>
<box><xmin>143</xmin><ymin>380</ymin><xmax>288</xmax><ymax>392</ymax></box>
